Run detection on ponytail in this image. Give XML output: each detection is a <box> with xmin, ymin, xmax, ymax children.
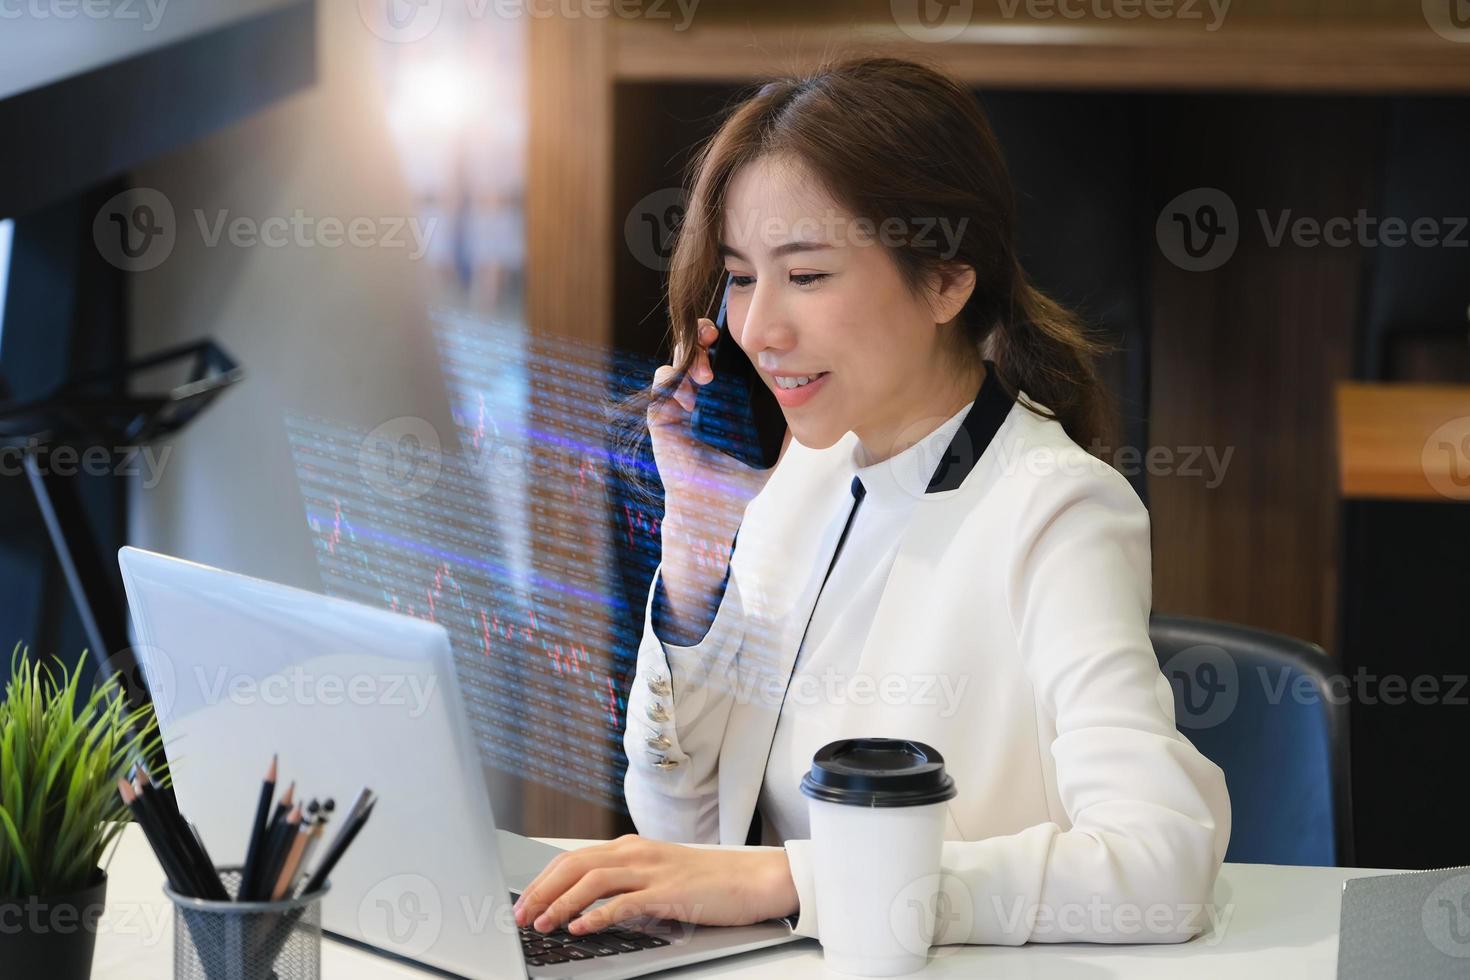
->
<box><xmin>984</xmin><ymin>263</ymin><xmax>1115</xmax><ymax>453</ymax></box>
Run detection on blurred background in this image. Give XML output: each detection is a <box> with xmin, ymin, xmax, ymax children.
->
<box><xmin>0</xmin><ymin>0</ymin><xmax>1467</xmax><ymax>869</ymax></box>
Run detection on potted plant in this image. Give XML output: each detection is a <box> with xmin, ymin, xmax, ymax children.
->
<box><xmin>0</xmin><ymin>643</ymin><xmax>162</xmax><ymax>980</ymax></box>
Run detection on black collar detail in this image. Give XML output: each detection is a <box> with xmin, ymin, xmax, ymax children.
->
<box><xmin>925</xmin><ymin>360</ymin><xmax>1014</xmax><ymax>494</ymax></box>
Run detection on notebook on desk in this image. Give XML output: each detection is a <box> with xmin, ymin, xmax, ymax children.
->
<box><xmin>1338</xmin><ymin>865</ymin><xmax>1470</xmax><ymax>979</ymax></box>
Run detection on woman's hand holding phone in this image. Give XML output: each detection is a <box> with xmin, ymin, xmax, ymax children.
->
<box><xmin>647</xmin><ymin>317</ymin><xmax>786</xmax><ymax>637</ymax></box>
<box><xmin>649</xmin><ymin>317</ymin><xmax>784</xmax><ymax>524</ymax></box>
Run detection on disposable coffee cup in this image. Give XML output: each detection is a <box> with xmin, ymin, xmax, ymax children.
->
<box><xmin>800</xmin><ymin>738</ymin><xmax>957</xmax><ymax>977</ymax></box>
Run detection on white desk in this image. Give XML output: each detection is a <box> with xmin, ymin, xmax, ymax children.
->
<box><xmin>94</xmin><ymin>824</ymin><xmax>1394</xmax><ymax>978</ymax></box>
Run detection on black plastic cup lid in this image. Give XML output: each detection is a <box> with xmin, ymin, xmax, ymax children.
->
<box><xmin>799</xmin><ymin>738</ymin><xmax>957</xmax><ymax>808</ymax></box>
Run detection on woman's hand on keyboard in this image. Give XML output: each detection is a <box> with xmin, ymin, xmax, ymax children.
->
<box><xmin>512</xmin><ymin>834</ymin><xmax>799</xmax><ymax>935</ymax></box>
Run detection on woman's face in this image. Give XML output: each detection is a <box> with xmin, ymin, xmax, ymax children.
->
<box><xmin>720</xmin><ymin>156</ymin><xmax>976</xmax><ymax>457</ymax></box>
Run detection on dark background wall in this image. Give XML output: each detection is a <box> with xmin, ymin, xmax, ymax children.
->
<box><xmin>0</xmin><ymin>187</ymin><xmax>129</xmax><ymax>695</ymax></box>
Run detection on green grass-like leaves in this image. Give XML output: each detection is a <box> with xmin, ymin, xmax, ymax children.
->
<box><xmin>0</xmin><ymin>643</ymin><xmax>163</xmax><ymax>898</ymax></box>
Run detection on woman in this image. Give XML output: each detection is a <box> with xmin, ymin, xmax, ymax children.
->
<box><xmin>514</xmin><ymin>54</ymin><xmax>1230</xmax><ymax>947</ymax></box>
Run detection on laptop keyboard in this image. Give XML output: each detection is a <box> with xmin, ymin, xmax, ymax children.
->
<box><xmin>512</xmin><ymin>893</ymin><xmax>671</xmax><ymax>967</ymax></box>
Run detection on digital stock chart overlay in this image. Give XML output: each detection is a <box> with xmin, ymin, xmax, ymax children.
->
<box><xmin>285</xmin><ymin>310</ymin><xmax>680</xmax><ymax>817</ymax></box>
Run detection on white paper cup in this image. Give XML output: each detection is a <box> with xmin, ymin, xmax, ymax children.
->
<box><xmin>800</xmin><ymin>738</ymin><xmax>957</xmax><ymax>977</ymax></box>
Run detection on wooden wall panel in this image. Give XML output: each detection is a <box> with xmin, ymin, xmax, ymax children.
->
<box><xmin>1146</xmin><ymin>96</ymin><xmax>1383</xmax><ymax>650</ymax></box>
<box><xmin>679</xmin><ymin>0</ymin><xmax>1426</xmax><ymax>23</ymax></box>
<box><xmin>529</xmin><ymin>15</ymin><xmax>612</xmax><ymax>348</ymax></box>
<box><xmin>525</xmin><ymin>14</ymin><xmax>618</xmax><ymax>839</ymax></box>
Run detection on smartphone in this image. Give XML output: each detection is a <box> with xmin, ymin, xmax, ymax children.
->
<box><xmin>688</xmin><ymin>278</ymin><xmax>788</xmax><ymax>470</ymax></box>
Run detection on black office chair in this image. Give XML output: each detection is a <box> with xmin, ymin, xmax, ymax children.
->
<box><xmin>1150</xmin><ymin>614</ymin><xmax>1353</xmax><ymax>867</ymax></box>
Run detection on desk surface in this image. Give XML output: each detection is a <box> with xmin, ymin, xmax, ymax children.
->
<box><xmin>1336</xmin><ymin>382</ymin><xmax>1470</xmax><ymax>501</ymax></box>
<box><xmin>94</xmin><ymin>824</ymin><xmax>1396</xmax><ymax>979</ymax></box>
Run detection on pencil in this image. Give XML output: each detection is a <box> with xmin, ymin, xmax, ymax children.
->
<box><xmin>256</xmin><ymin>804</ymin><xmax>301</xmax><ymax>901</ymax></box>
<box><xmin>136</xmin><ymin>766</ymin><xmax>228</xmax><ymax>901</ymax></box>
<box><xmin>300</xmin><ymin>789</ymin><xmax>372</xmax><ymax>895</ymax></box>
<box><xmin>133</xmin><ymin>772</ymin><xmax>210</xmax><ymax>898</ymax></box>
<box><xmin>267</xmin><ymin>781</ymin><xmax>295</xmax><ymax>838</ymax></box>
<box><xmin>184</xmin><ymin>821</ymin><xmax>230</xmax><ymax>898</ymax></box>
<box><xmin>296</xmin><ymin>798</ymin><xmax>333</xmax><ymax>889</ymax></box>
<box><xmin>118</xmin><ymin>777</ymin><xmax>193</xmax><ymax>896</ymax></box>
<box><xmin>238</xmin><ymin>755</ymin><xmax>277</xmax><ymax>902</ymax></box>
<box><xmin>245</xmin><ymin>780</ymin><xmax>294</xmax><ymax>901</ymax></box>
<box><xmin>270</xmin><ymin>806</ymin><xmax>315</xmax><ymax>900</ymax></box>
<box><xmin>300</xmin><ymin>790</ymin><xmax>375</xmax><ymax>896</ymax></box>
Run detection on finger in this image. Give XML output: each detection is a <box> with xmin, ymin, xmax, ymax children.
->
<box><xmin>669</xmin><ymin>322</ymin><xmax>714</xmax><ymax>386</ymax></box>
<box><xmin>515</xmin><ymin>836</ymin><xmax>643</xmax><ymax>925</ymax></box>
<box><xmin>692</xmin><ymin>321</ymin><xmax>714</xmax><ymax>384</ymax></box>
<box><xmin>515</xmin><ymin>849</ymin><xmax>606</xmax><ymax>926</ymax></box>
<box><xmin>667</xmin><ymin>373</ymin><xmax>696</xmax><ymax>414</ymax></box>
<box><xmin>533</xmin><ymin>867</ymin><xmax>643</xmax><ymax>933</ymax></box>
<box><xmin>650</xmin><ymin>364</ymin><xmax>677</xmax><ymax>404</ymax></box>
<box><xmin>513</xmin><ymin>852</ymin><xmax>572</xmax><ymax>923</ymax></box>
<box><xmin>695</xmin><ymin>345</ymin><xmax>712</xmax><ymax>384</ymax></box>
<box><xmin>569</xmin><ymin>892</ymin><xmax>658</xmax><ymax>936</ymax></box>
<box><xmin>673</xmin><ymin>319</ymin><xmax>711</xmax><ymax>365</ymax></box>
<box><xmin>647</xmin><ymin>366</ymin><xmax>694</xmax><ymax>420</ymax></box>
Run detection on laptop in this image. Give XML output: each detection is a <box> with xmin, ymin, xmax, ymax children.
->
<box><xmin>1337</xmin><ymin>865</ymin><xmax>1470</xmax><ymax>979</ymax></box>
<box><xmin>118</xmin><ymin>546</ymin><xmax>806</xmax><ymax>980</ymax></box>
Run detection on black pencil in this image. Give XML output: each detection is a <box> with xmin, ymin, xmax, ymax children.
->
<box><xmin>136</xmin><ymin>767</ymin><xmax>229</xmax><ymax>901</ymax></box>
<box><xmin>132</xmin><ymin>772</ymin><xmax>209</xmax><ymax>898</ymax></box>
<box><xmin>270</xmin><ymin>803</ymin><xmax>316</xmax><ymax>901</ymax></box>
<box><xmin>300</xmin><ymin>789</ymin><xmax>375</xmax><ymax>896</ymax></box>
<box><xmin>238</xmin><ymin>755</ymin><xmax>278</xmax><ymax>901</ymax></box>
<box><xmin>138</xmin><ymin>770</ymin><xmax>219</xmax><ymax>899</ymax></box>
<box><xmin>256</xmin><ymin>804</ymin><xmax>301</xmax><ymax>901</ymax></box>
<box><xmin>249</xmin><ymin>812</ymin><xmax>289</xmax><ymax>901</ymax></box>
<box><xmin>119</xmin><ymin>777</ymin><xmax>194</xmax><ymax>896</ymax></box>
<box><xmin>185</xmin><ymin>821</ymin><xmax>229</xmax><ymax>899</ymax></box>
<box><xmin>245</xmin><ymin>780</ymin><xmax>294</xmax><ymax>901</ymax></box>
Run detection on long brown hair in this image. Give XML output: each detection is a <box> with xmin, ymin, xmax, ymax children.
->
<box><xmin>612</xmin><ymin>53</ymin><xmax>1113</xmax><ymax>500</ymax></box>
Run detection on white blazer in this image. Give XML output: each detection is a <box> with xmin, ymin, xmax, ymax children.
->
<box><xmin>622</xmin><ymin>373</ymin><xmax>1231</xmax><ymax>946</ymax></box>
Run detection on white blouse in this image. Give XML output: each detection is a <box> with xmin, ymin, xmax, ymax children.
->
<box><xmin>753</xmin><ymin>398</ymin><xmax>975</xmax><ymax>846</ymax></box>
<box><xmin>627</xmin><ymin>368</ymin><xmax>1230</xmax><ymax>946</ymax></box>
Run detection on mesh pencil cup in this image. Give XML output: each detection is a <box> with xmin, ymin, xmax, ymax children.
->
<box><xmin>164</xmin><ymin>867</ymin><xmax>329</xmax><ymax>980</ymax></box>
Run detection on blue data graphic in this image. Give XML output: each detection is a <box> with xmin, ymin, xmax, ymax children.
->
<box><xmin>285</xmin><ymin>310</ymin><xmax>672</xmax><ymax>816</ymax></box>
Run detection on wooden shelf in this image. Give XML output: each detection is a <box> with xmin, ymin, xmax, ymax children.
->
<box><xmin>1337</xmin><ymin>383</ymin><xmax>1470</xmax><ymax>502</ymax></box>
<box><xmin>612</xmin><ymin>20</ymin><xmax>1470</xmax><ymax>93</ymax></box>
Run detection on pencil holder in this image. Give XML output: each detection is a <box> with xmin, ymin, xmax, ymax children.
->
<box><xmin>164</xmin><ymin>867</ymin><xmax>328</xmax><ymax>980</ymax></box>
